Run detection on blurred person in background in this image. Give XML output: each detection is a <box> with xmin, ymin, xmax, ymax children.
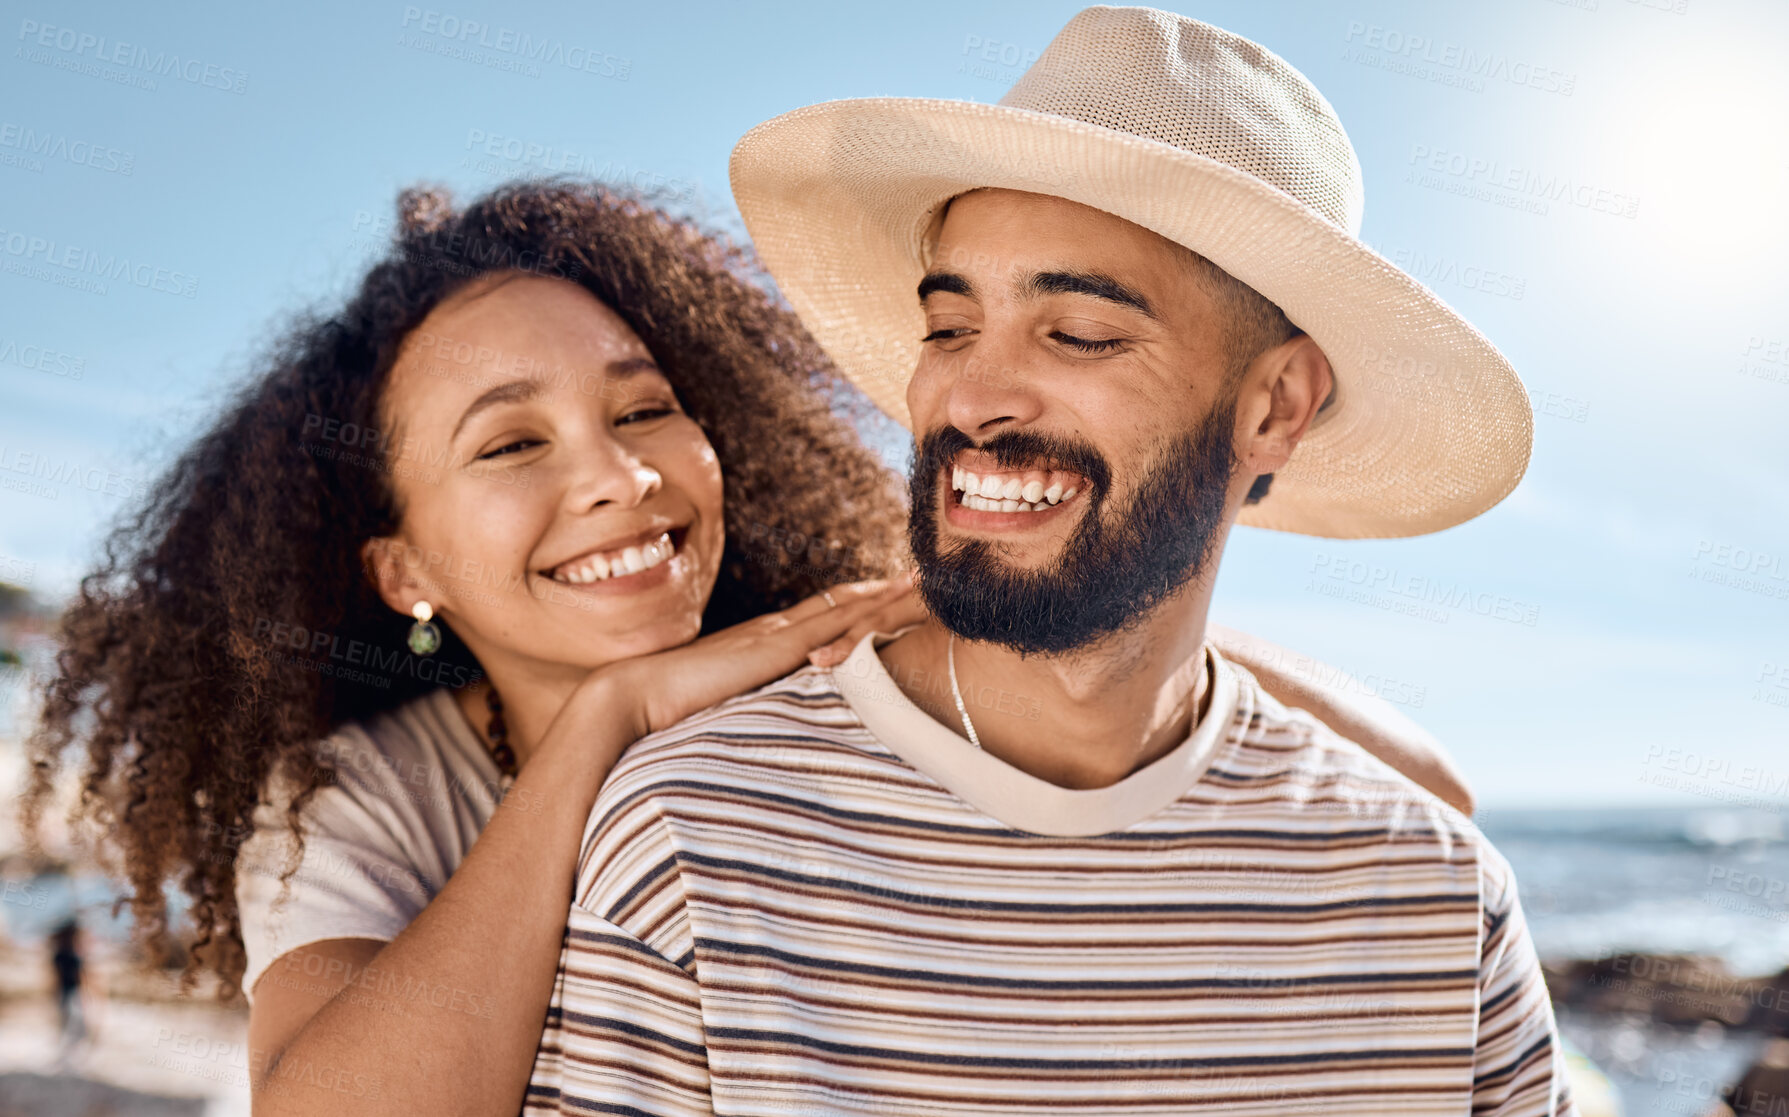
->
<box><xmin>49</xmin><ymin>916</ymin><xmax>89</xmax><ymax>1066</ymax></box>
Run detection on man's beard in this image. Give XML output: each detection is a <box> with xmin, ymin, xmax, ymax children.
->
<box><xmin>906</xmin><ymin>399</ymin><xmax>1240</xmax><ymax>656</ymax></box>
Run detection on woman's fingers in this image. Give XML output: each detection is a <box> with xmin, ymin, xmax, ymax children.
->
<box><xmin>779</xmin><ymin>573</ymin><xmax>915</xmax><ymax>646</ymax></box>
<box><xmin>807</xmin><ymin>581</ymin><xmax>930</xmax><ymax>667</ymax></box>
<box><xmin>616</xmin><ymin>573</ymin><xmax>923</xmax><ymax>736</ymax></box>
<box><xmin>767</xmin><ymin>576</ymin><xmax>901</xmax><ymax>629</ymax></box>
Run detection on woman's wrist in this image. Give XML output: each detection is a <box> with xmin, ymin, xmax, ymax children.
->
<box><xmin>575</xmin><ymin>661</ymin><xmax>650</xmax><ymax>741</ymax></box>
<box><xmin>512</xmin><ymin>669</ymin><xmax>643</xmax><ymax>792</ymax></box>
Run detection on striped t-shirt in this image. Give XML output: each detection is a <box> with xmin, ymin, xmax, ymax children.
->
<box><xmin>524</xmin><ymin>631</ymin><xmax>1572</xmax><ymax>1116</ymax></box>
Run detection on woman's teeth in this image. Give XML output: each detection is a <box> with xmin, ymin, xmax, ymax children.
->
<box><xmin>951</xmin><ymin>466</ymin><xmax>1080</xmax><ymax>513</ymax></box>
<box><xmin>551</xmin><ymin>532</ymin><xmax>675</xmax><ymax>584</ymax></box>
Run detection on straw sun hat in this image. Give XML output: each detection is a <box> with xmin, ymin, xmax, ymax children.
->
<box><xmin>729</xmin><ymin>5</ymin><xmax>1532</xmax><ymax>539</ymax></box>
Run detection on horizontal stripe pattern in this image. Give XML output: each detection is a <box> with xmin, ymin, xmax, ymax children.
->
<box><xmin>526</xmin><ymin>660</ymin><xmax>1571</xmax><ymax>1116</ymax></box>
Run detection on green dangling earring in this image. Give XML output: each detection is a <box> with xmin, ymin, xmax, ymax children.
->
<box><xmin>408</xmin><ymin>600</ymin><xmax>441</xmax><ymax>655</ymax></box>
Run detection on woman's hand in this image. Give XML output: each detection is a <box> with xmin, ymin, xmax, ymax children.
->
<box><xmin>1208</xmin><ymin>622</ymin><xmax>1475</xmax><ymax>815</ymax></box>
<box><xmin>596</xmin><ymin>572</ymin><xmax>924</xmax><ymax>740</ymax></box>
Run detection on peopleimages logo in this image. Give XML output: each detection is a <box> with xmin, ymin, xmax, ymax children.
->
<box><xmin>1307</xmin><ymin>552</ymin><xmax>1541</xmax><ymax>627</ymax></box>
<box><xmin>0</xmin><ymin>227</ymin><xmax>199</xmax><ymax>297</ymax></box>
<box><xmin>1406</xmin><ymin>144</ymin><xmax>1640</xmax><ymax>220</ymax></box>
<box><xmin>398</xmin><ymin>8</ymin><xmax>630</xmax><ymax>80</ymax></box>
<box><xmin>0</xmin><ymin>441</ymin><xmax>140</xmax><ymax>499</ymax></box>
<box><xmin>1378</xmin><ymin>245</ymin><xmax>1526</xmax><ymax>301</ymax></box>
<box><xmin>1639</xmin><ymin>744</ymin><xmax>1789</xmax><ymax>807</ymax></box>
<box><xmin>14</xmin><ymin>19</ymin><xmax>248</xmax><ymax>94</ymax></box>
<box><xmin>1739</xmin><ymin>336</ymin><xmax>1789</xmax><ymax>388</ymax></box>
<box><xmin>0</xmin><ymin>122</ymin><xmax>135</xmax><ymax>175</ymax></box>
<box><xmin>1689</xmin><ymin>539</ymin><xmax>1789</xmax><ymax>601</ymax></box>
<box><xmin>0</xmin><ymin>337</ymin><xmax>84</xmax><ymax>379</ymax></box>
<box><xmin>459</xmin><ymin>129</ymin><xmax>698</xmax><ymax>202</ymax></box>
<box><xmin>957</xmin><ymin>33</ymin><xmax>1041</xmax><ymax>83</ymax></box>
<box><xmin>1342</xmin><ymin>21</ymin><xmax>1577</xmax><ymax>96</ymax></box>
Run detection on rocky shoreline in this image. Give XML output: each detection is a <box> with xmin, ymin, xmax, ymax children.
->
<box><xmin>1546</xmin><ymin>952</ymin><xmax>1789</xmax><ymax>1115</ymax></box>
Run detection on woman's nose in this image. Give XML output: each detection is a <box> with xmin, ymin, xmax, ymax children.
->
<box><xmin>563</xmin><ymin>440</ymin><xmax>662</xmax><ymax>512</ymax></box>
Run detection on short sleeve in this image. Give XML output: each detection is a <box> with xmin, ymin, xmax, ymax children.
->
<box><xmin>1473</xmin><ymin>845</ymin><xmax>1577</xmax><ymax>1115</ymax></box>
<box><xmin>235</xmin><ymin>775</ymin><xmax>434</xmax><ymax>1002</ymax></box>
<box><xmin>524</xmin><ymin>906</ymin><xmax>712</xmax><ymax>1116</ymax></box>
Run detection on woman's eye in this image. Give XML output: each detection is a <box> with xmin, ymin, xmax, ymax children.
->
<box><xmin>618</xmin><ymin>406</ymin><xmax>675</xmax><ymax>425</ymax></box>
<box><xmin>476</xmin><ymin>439</ymin><xmax>540</xmax><ymax>460</ymax></box>
<box><xmin>1052</xmin><ymin>331</ymin><xmax>1126</xmax><ymax>354</ymax></box>
<box><xmin>921</xmin><ymin>328</ymin><xmax>971</xmax><ymax>343</ymax></box>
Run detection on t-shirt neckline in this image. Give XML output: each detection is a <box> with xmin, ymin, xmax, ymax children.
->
<box><xmin>831</xmin><ymin>629</ymin><xmax>1246</xmax><ymax>837</ymax></box>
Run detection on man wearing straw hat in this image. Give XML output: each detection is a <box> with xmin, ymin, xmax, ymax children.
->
<box><xmin>524</xmin><ymin>7</ymin><xmax>1569</xmax><ymax>1114</ymax></box>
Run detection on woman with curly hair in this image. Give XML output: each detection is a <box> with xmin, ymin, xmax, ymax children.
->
<box><xmin>22</xmin><ymin>179</ymin><xmax>1470</xmax><ymax>1116</ymax></box>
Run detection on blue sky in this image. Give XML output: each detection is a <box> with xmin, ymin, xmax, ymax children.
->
<box><xmin>2</xmin><ymin>0</ymin><xmax>1785</xmax><ymax>808</ymax></box>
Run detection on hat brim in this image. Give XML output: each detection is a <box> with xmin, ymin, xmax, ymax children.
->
<box><xmin>730</xmin><ymin>97</ymin><xmax>1533</xmax><ymax>539</ymax></box>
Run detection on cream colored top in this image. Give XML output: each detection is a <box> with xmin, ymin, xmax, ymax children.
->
<box><xmin>234</xmin><ymin>688</ymin><xmax>511</xmax><ymax>1000</ymax></box>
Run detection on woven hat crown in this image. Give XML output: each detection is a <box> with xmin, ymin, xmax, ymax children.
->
<box><xmin>999</xmin><ymin>5</ymin><xmax>1365</xmax><ymax>236</ymax></box>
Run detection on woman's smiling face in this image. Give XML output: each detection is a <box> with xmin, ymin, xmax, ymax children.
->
<box><xmin>368</xmin><ymin>271</ymin><xmax>726</xmax><ymax>677</ymax></box>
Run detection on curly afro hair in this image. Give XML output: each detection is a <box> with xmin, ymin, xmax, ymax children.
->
<box><xmin>22</xmin><ymin>179</ymin><xmax>911</xmax><ymax>998</ymax></box>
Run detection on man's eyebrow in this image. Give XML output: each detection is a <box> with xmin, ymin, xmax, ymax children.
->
<box><xmin>918</xmin><ymin>271</ymin><xmax>975</xmax><ymax>302</ymax></box>
<box><xmin>1026</xmin><ymin>270</ymin><xmax>1158</xmax><ymax>320</ymax></box>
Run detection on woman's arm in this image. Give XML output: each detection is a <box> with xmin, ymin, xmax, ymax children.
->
<box><xmin>1207</xmin><ymin>623</ymin><xmax>1475</xmax><ymax>815</ymax></box>
<box><xmin>245</xmin><ymin>673</ymin><xmax>636</xmax><ymax>1116</ymax></box>
<box><xmin>247</xmin><ymin>576</ymin><xmax>924</xmax><ymax>1117</ymax></box>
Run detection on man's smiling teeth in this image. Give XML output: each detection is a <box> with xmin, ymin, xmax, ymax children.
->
<box><xmin>951</xmin><ymin>466</ymin><xmax>1080</xmax><ymax>513</ymax></box>
<box><xmin>551</xmin><ymin>532</ymin><xmax>675</xmax><ymax>584</ymax></box>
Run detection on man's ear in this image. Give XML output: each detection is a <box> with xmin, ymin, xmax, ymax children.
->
<box><xmin>1234</xmin><ymin>333</ymin><xmax>1333</xmax><ymax>477</ymax></box>
<box><xmin>359</xmin><ymin>536</ymin><xmax>421</xmax><ymax>618</ymax></box>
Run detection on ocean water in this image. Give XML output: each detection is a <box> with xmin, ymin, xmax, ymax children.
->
<box><xmin>1479</xmin><ymin>806</ymin><xmax>1789</xmax><ymax>1115</ymax></box>
<box><xmin>1478</xmin><ymin>806</ymin><xmax>1789</xmax><ymax>977</ymax></box>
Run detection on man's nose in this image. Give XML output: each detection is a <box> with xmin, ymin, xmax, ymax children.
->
<box><xmin>937</xmin><ymin>334</ymin><xmax>1044</xmax><ymax>436</ymax></box>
